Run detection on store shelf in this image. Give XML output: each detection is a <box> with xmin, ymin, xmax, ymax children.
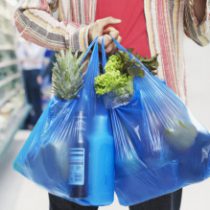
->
<box><xmin>0</xmin><ymin>88</ymin><xmax>21</xmax><ymax>108</ymax></box>
<box><xmin>0</xmin><ymin>105</ymin><xmax>31</xmax><ymax>156</ymax></box>
<box><xmin>0</xmin><ymin>45</ymin><xmax>15</xmax><ymax>51</ymax></box>
<box><xmin>0</xmin><ymin>11</ymin><xmax>10</xmax><ymax>21</ymax></box>
<box><xmin>0</xmin><ymin>0</ymin><xmax>29</xmax><ymax>158</ymax></box>
<box><xmin>0</xmin><ymin>28</ymin><xmax>13</xmax><ymax>37</ymax></box>
<box><xmin>0</xmin><ymin>59</ymin><xmax>18</xmax><ymax>68</ymax></box>
<box><xmin>3</xmin><ymin>0</ymin><xmax>16</xmax><ymax>8</ymax></box>
<box><xmin>0</xmin><ymin>73</ymin><xmax>21</xmax><ymax>88</ymax></box>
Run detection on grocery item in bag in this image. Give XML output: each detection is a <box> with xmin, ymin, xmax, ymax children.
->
<box><xmin>14</xmin><ymin>40</ymin><xmax>115</xmax><ymax>206</ymax></box>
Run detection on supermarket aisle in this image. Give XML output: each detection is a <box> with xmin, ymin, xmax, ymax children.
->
<box><xmin>0</xmin><ymin>130</ymin><xmax>48</xmax><ymax>210</ymax></box>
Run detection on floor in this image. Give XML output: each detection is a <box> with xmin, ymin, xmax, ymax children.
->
<box><xmin>0</xmin><ymin>36</ymin><xmax>210</xmax><ymax>210</ymax></box>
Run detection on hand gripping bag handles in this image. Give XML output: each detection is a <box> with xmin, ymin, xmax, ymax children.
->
<box><xmin>101</xmin><ymin>38</ymin><xmax>210</xmax><ymax>206</ymax></box>
<box><xmin>13</xmin><ymin>39</ymin><xmax>115</xmax><ymax>206</ymax></box>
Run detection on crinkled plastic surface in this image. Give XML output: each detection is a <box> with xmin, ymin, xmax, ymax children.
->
<box><xmin>13</xmin><ymin>40</ymin><xmax>115</xmax><ymax>206</ymax></box>
<box><xmin>108</xmin><ymin>40</ymin><xmax>210</xmax><ymax>205</ymax></box>
<box><xmin>14</xmin><ymin>39</ymin><xmax>210</xmax><ymax>207</ymax></box>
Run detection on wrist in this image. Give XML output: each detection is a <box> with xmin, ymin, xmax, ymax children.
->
<box><xmin>193</xmin><ymin>0</ymin><xmax>207</xmax><ymax>24</ymax></box>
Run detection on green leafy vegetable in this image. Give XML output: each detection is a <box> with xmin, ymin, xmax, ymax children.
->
<box><xmin>95</xmin><ymin>51</ymin><xmax>146</xmax><ymax>96</ymax></box>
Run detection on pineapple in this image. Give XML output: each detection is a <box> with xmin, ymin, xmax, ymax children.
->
<box><xmin>52</xmin><ymin>50</ymin><xmax>86</xmax><ymax>100</ymax></box>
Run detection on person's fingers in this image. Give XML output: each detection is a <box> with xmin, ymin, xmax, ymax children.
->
<box><xmin>117</xmin><ymin>35</ymin><xmax>122</xmax><ymax>43</ymax></box>
<box><xmin>98</xmin><ymin>34</ymin><xmax>112</xmax><ymax>48</ymax></box>
<box><xmin>97</xmin><ymin>17</ymin><xmax>121</xmax><ymax>28</ymax></box>
<box><xmin>106</xmin><ymin>42</ymin><xmax>115</xmax><ymax>53</ymax></box>
<box><xmin>104</xmin><ymin>26</ymin><xmax>119</xmax><ymax>39</ymax></box>
<box><xmin>98</xmin><ymin>27</ymin><xmax>122</xmax><ymax>54</ymax></box>
<box><xmin>104</xmin><ymin>34</ymin><xmax>122</xmax><ymax>54</ymax></box>
<box><xmin>108</xmin><ymin>31</ymin><xmax>119</xmax><ymax>41</ymax></box>
<box><xmin>106</xmin><ymin>35</ymin><xmax>122</xmax><ymax>54</ymax></box>
<box><xmin>104</xmin><ymin>26</ymin><xmax>118</xmax><ymax>33</ymax></box>
<box><xmin>89</xmin><ymin>17</ymin><xmax>121</xmax><ymax>42</ymax></box>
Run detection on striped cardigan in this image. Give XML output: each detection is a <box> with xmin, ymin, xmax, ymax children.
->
<box><xmin>14</xmin><ymin>0</ymin><xmax>210</xmax><ymax>102</ymax></box>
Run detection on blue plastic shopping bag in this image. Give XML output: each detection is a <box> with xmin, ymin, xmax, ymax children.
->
<box><xmin>100</xmin><ymin>39</ymin><xmax>210</xmax><ymax>206</ymax></box>
<box><xmin>13</xmin><ymin>40</ymin><xmax>115</xmax><ymax>206</ymax></box>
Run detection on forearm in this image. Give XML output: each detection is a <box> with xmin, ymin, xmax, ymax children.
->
<box><xmin>193</xmin><ymin>0</ymin><xmax>207</xmax><ymax>23</ymax></box>
<box><xmin>14</xmin><ymin>0</ymin><xmax>89</xmax><ymax>52</ymax></box>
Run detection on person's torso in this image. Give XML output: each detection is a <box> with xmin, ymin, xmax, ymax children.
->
<box><xmin>95</xmin><ymin>0</ymin><xmax>150</xmax><ymax>57</ymax></box>
<box><xmin>55</xmin><ymin>0</ymin><xmax>187</xmax><ymax>101</ymax></box>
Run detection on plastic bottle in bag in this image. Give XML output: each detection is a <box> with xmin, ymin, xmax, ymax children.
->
<box><xmin>87</xmin><ymin>113</ymin><xmax>115</xmax><ymax>205</ymax></box>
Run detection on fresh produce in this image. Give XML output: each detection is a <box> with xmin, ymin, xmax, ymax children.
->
<box><xmin>133</xmin><ymin>51</ymin><xmax>159</xmax><ymax>74</ymax></box>
<box><xmin>52</xmin><ymin>50</ymin><xmax>85</xmax><ymax>100</ymax></box>
<box><xmin>164</xmin><ymin>120</ymin><xmax>197</xmax><ymax>151</ymax></box>
<box><xmin>95</xmin><ymin>51</ymin><xmax>144</xmax><ymax>96</ymax></box>
<box><xmin>95</xmin><ymin>50</ymin><xmax>159</xmax><ymax>97</ymax></box>
<box><xmin>94</xmin><ymin>69</ymin><xmax>133</xmax><ymax>96</ymax></box>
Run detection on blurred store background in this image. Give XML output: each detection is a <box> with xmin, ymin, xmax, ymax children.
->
<box><xmin>0</xmin><ymin>0</ymin><xmax>210</xmax><ymax>210</ymax></box>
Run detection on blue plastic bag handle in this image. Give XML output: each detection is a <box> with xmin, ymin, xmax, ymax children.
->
<box><xmin>80</xmin><ymin>37</ymin><xmax>98</xmax><ymax>65</ymax></box>
<box><xmin>83</xmin><ymin>38</ymin><xmax>99</xmax><ymax>89</ymax></box>
<box><xmin>111</xmin><ymin>38</ymin><xmax>150</xmax><ymax>74</ymax></box>
<box><xmin>74</xmin><ymin>38</ymin><xmax>100</xmax><ymax>112</ymax></box>
<box><xmin>101</xmin><ymin>38</ymin><xmax>107</xmax><ymax>70</ymax></box>
<box><xmin>99</xmin><ymin>36</ymin><xmax>151</xmax><ymax>74</ymax></box>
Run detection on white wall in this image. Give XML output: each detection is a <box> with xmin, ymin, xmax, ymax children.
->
<box><xmin>180</xmin><ymin>36</ymin><xmax>210</xmax><ymax>210</ymax></box>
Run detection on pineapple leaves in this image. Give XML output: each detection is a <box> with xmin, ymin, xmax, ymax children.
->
<box><xmin>52</xmin><ymin>50</ymin><xmax>86</xmax><ymax>100</ymax></box>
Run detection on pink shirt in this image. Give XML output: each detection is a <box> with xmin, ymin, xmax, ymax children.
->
<box><xmin>95</xmin><ymin>0</ymin><xmax>151</xmax><ymax>57</ymax></box>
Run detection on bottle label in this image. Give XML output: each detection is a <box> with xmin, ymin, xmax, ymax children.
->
<box><xmin>69</xmin><ymin>148</ymin><xmax>85</xmax><ymax>185</ymax></box>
